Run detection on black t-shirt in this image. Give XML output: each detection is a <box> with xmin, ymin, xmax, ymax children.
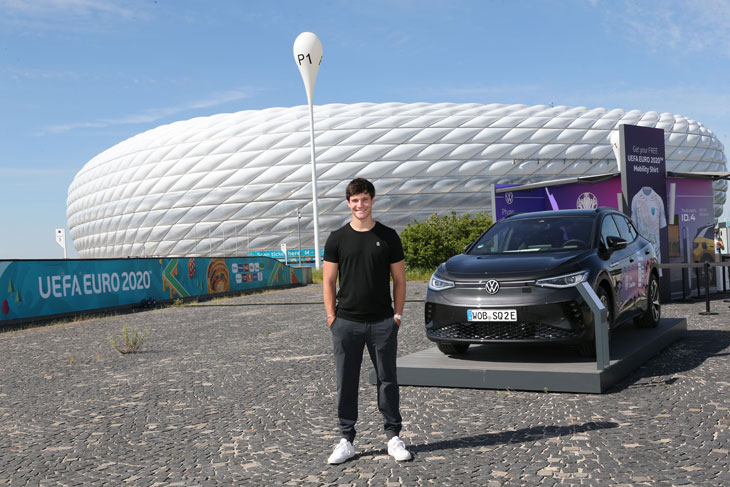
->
<box><xmin>323</xmin><ymin>221</ymin><xmax>404</xmax><ymax>323</ymax></box>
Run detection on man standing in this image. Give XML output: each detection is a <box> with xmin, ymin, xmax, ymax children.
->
<box><xmin>323</xmin><ymin>177</ymin><xmax>411</xmax><ymax>464</ymax></box>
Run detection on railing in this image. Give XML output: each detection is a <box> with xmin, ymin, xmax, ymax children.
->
<box><xmin>658</xmin><ymin>260</ymin><xmax>730</xmax><ymax>315</ymax></box>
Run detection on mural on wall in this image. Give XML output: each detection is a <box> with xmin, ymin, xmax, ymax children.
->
<box><xmin>0</xmin><ymin>257</ymin><xmax>305</xmax><ymax>325</ymax></box>
<box><xmin>206</xmin><ymin>258</ymin><xmax>230</xmax><ymax>294</ymax></box>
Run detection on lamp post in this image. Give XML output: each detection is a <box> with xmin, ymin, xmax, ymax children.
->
<box><xmin>297</xmin><ymin>208</ymin><xmax>302</xmax><ymax>265</ymax></box>
<box><xmin>293</xmin><ymin>31</ymin><xmax>323</xmax><ymax>269</ymax></box>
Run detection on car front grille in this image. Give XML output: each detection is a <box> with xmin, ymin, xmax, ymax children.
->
<box><xmin>428</xmin><ymin>321</ymin><xmax>581</xmax><ymax>341</ymax></box>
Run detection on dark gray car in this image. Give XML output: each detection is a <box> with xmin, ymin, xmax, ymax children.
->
<box><xmin>425</xmin><ymin>208</ymin><xmax>660</xmax><ymax>356</ymax></box>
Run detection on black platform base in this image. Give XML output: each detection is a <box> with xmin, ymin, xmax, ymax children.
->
<box><xmin>370</xmin><ymin>318</ymin><xmax>687</xmax><ymax>394</ymax></box>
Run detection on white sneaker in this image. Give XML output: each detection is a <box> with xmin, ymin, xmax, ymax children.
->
<box><xmin>328</xmin><ymin>438</ymin><xmax>355</xmax><ymax>464</ymax></box>
<box><xmin>387</xmin><ymin>436</ymin><xmax>412</xmax><ymax>461</ymax></box>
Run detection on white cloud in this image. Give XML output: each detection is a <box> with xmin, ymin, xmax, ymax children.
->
<box><xmin>43</xmin><ymin>88</ymin><xmax>257</xmax><ymax>134</ymax></box>
<box><xmin>600</xmin><ymin>0</ymin><xmax>730</xmax><ymax>57</ymax></box>
<box><xmin>1</xmin><ymin>0</ymin><xmax>137</xmax><ymax>19</ymax></box>
<box><xmin>0</xmin><ymin>167</ymin><xmax>74</xmax><ymax>175</ymax></box>
<box><xmin>1</xmin><ymin>66</ymin><xmax>83</xmax><ymax>81</ymax></box>
<box><xmin>0</xmin><ymin>0</ymin><xmax>149</xmax><ymax>32</ymax></box>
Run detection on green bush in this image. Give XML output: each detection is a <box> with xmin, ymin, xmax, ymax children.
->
<box><xmin>401</xmin><ymin>211</ymin><xmax>493</xmax><ymax>269</ymax></box>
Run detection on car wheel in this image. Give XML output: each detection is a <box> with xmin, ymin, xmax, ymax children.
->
<box><xmin>436</xmin><ymin>342</ymin><xmax>470</xmax><ymax>355</ymax></box>
<box><xmin>577</xmin><ymin>286</ymin><xmax>612</xmax><ymax>358</ymax></box>
<box><xmin>634</xmin><ymin>273</ymin><xmax>660</xmax><ymax>328</ymax></box>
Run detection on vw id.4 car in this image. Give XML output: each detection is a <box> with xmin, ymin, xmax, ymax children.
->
<box><xmin>425</xmin><ymin>208</ymin><xmax>660</xmax><ymax>356</ymax></box>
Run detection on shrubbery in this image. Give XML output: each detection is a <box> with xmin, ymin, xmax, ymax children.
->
<box><xmin>401</xmin><ymin>211</ymin><xmax>493</xmax><ymax>269</ymax></box>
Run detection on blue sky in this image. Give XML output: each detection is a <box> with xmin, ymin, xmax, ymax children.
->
<box><xmin>1</xmin><ymin>0</ymin><xmax>728</xmax><ymax>259</ymax></box>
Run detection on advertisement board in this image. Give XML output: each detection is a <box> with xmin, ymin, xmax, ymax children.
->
<box><xmin>619</xmin><ymin>124</ymin><xmax>669</xmax><ymax>269</ymax></box>
<box><xmin>249</xmin><ymin>247</ymin><xmax>324</xmax><ymax>265</ymax></box>
<box><xmin>549</xmin><ymin>178</ymin><xmax>622</xmax><ymax>211</ymax></box>
<box><xmin>0</xmin><ymin>257</ymin><xmax>306</xmax><ymax>325</ymax></box>
<box><xmin>493</xmin><ymin>185</ymin><xmax>548</xmax><ymax>220</ymax></box>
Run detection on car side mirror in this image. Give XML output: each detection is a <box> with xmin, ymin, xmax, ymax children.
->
<box><xmin>605</xmin><ymin>235</ymin><xmax>627</xmax><ymax>251</ymax></box>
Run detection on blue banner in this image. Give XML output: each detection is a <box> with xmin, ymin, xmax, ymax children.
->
<box><xmin>0</xmin><ymin>257</ymin><xmax>306</xmax><ymax>324</ymax></box>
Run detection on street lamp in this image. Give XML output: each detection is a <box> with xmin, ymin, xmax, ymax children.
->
<box><xmin>293</xmin><ymin>32</ymin><xmax>323</xmax><ymax>269</ymax></box>
<box><xmin>297</xmin><ymin>208</ymin><xmax>302</xmax><ymax>265</ymax></box>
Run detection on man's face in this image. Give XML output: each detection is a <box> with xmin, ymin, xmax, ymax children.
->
<box><xmin>347</xmin><ymin>192</ymin><xmax>373</xmax><ymax>221</ymax></box>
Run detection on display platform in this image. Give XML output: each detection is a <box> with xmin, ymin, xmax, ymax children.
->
<box><xmin>370</xmin><ymin>318</ymin><xmax>686</xmax><ymax>394</ymax></box>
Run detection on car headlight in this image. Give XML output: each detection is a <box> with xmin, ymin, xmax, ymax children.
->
<box><xmin>535</xmin><ymin>271</ymin><xmax>589</xmax><ymax>289</ymax></box>
<box><xmin>428</xmin><ymin>273</ymin><xmax>454</xmax><ymax>291</ymax></box>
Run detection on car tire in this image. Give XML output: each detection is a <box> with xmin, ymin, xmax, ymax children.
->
<box><xmin>436</xmin><ymin>342</ymin><xmax>470</xmax><ymax>355</ymax></box>
<box><xmin>634</xmin><ymin>272</ymin><xmax>660</xmax><ymax>328</ymax></box>
<box><xmin>577</xmin><ymin>285</ymin><xmax>612</xmax><ymax>358</ymax></box>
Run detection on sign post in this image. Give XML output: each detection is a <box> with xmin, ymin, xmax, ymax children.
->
<box><xmin>281</xmin><ymin>243</ymin><xmax>288</xmax><ymax>266</ymax></box>
<box><xmin>293</xmin><ymin>32</ymin><xmax>323</xmax><ymax>270</ymax></box>
<box><xmin>55</xmin><ymin>229</ymin><xmax>67</xmax><ymax>259</ymax></box>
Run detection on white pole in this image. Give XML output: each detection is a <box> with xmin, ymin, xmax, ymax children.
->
<box><xmin>294</xmin><ymin>32</ymin><xmax>323</xmax><ymax>269</ymax></box>
<box><xmin>55</xmin><ymin>229</ymin><xmax>67</xmax><ymax>259</ymax></box>
<box><xmin>308</xmin><ymin>102</ymin><xmax>321</xmax><ymax>269</ymax></box>
<box><xmin>297</xmin><ymin>209</ymin><xmax>302</xmax><ymax>265</ymax></box>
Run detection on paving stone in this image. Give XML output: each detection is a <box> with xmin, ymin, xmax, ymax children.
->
<box><xmin>0</xmin><ymin>282</ymin><xmax>729</xmax><ymax>485</ymax></box>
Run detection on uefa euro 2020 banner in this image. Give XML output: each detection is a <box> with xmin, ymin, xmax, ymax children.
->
<box><xmin>0</xmin><ymin>257</ymin><xmax>306</xmax><ymax>324</ymax></box>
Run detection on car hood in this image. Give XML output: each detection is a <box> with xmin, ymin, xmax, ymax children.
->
<box><xmin>440</xmin><ymin>251</ymin><xmax>592</xmax><ymax>280</ymax></box>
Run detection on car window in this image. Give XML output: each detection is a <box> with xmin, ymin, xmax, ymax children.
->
<box><xmin>625</xmin><ymin>218</ymin><xmax>638</xmax><ymax>240</ymax></box>
<box><xmin>703</xmin><ymin>227</ymin><xmax>714</xmax><ymax>239</ymax></box>
<box><xmin>469</xmin><ymin>216</ymin><xmax>594</xmax><ymax>255</ymax></box>
<box><xmin>600</xmin><ymin>214</ymin><xmax>621</xmax><ymax>248</ymax></box>
<box><xmin>611</xmin><ymin>214</ymin><xmax>635</xmax><ymax>242</ymax></box>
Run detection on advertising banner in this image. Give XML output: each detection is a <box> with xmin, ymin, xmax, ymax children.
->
<box><xmin>670</xmin><ymin>178</ymin><xmax>715</xmax><ymax>264</ymax></box>
<box><xmin>493</xmin><ymin>185</ymin><xmax>547</xmax><ymax>221</ymax></box>
<box><xmin>549</xmin><ymin>177</ymin><xmax>622</xmax><ymax>211</ymax></box>
<box><xmin>0</xmin><ymin>257</ymin><xmax>305</xmax><ymax>325</ymax></box>
<box><xmin>249</xmin><ymin>247</ymin><xmax>324</xmax><ymax>265</ymax></box>
<box><xmin>619</xmin><ymin>124</ymin><xmax>669</xmax><ymax>268</ymax></box>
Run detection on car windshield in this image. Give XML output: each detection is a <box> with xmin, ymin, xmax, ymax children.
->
<box><xmin>468</xmin><ymin>216</ymin><xmax>595</xmax><ymax>255</ymax></box>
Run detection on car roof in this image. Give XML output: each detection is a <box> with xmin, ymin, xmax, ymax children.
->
<box><xmin>503</xmin><ymin>208</ymin><xmax>614</xmax><ymax>220</ymax></box>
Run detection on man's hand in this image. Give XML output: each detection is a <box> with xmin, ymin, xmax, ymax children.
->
<box><xmin>327</xmin><ymin>315</ymin><xmax>336</xmax><ymax>327</ymax></box>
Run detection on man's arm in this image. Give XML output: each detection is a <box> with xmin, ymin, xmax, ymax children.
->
<box><xmin>390</xmin><ymin>259</ymin><xmax>406</xmax><ymax>326</ymax></box>
<box><xmin>323</xmin><ymin>260</ymin><xmax>338</xmax><ymax>327</ymax></box>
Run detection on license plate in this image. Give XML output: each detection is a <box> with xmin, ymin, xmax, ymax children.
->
<box><xmin>467</xmin><ymin>309</ymin><xmax>517</xmax><ymax>322</ymax></box>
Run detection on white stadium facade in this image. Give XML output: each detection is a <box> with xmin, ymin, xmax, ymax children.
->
<box><xmin>67</xmin><ymin>102</ymin><xmax>728</xmax><ymax>258</ymax></box>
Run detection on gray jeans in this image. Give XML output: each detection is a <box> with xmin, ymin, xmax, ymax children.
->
<box><xmin>330</xmin><ymin>316</ymin><xmax>402</xmax><ymax>442</ymax></box>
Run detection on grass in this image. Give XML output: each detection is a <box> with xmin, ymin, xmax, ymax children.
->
<box><xmin>109</xmin><ymin>323</ymin><xmax>149</xmax><ymax>354</ymax></box>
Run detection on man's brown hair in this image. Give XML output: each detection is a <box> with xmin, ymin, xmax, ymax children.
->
<box><xmin>345</xmin><ymin>178</ymin><xmax>375</xmax><ymax>200</ymax></box>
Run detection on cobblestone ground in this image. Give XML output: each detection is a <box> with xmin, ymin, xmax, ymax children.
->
<box><xmin>0</xmin><ymin>281</ymin><xmax>728</xmax><ymax>486</ymax></box>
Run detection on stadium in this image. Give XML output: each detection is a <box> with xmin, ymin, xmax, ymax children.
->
<box><xmin>66</xmin><ymin>102</ymin><xmax>728</xmax><ymax>258</ymax></box>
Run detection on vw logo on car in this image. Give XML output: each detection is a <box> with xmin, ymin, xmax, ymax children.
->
<box><xmin>484</xmin><ymin>279</ymin><xmax>500</xmax><ymax>294</ymax></box>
